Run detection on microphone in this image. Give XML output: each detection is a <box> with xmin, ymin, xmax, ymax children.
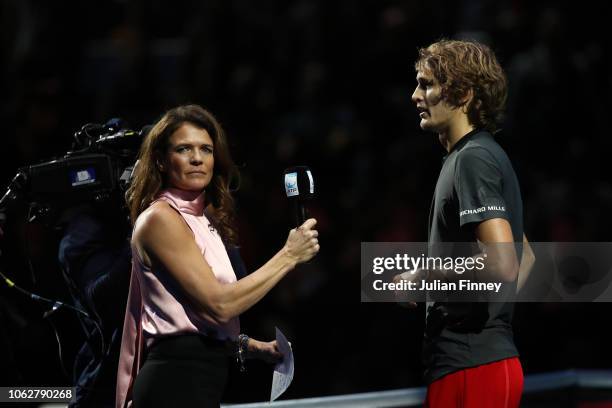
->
<box><xmin>283</xmin><ymin>166</ymin><xmax>314</xmax><ymax>227</ymax></box>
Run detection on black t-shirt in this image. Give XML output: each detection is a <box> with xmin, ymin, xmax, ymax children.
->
<box><xmin>424</xmin><ymin>129</ymin><xmax>523</xmax><ymax>384</ymax></box>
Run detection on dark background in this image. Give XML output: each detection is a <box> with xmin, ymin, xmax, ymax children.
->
<box><xmin>1</xmin><ymin>0</ymin><xmax>611</xmax><ymax>404</ymax></box>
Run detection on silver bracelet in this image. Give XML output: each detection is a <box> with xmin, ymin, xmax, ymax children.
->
<box><xmin>236</xmin><ymin>334</ymin><xmax>249</xmax><ymax>372</ymax></box>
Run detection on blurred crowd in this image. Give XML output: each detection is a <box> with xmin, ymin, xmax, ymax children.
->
<box><xmin>1</xmin><ymin>0</ymin><xmax>611</xmax><ymax>403</ymax></box>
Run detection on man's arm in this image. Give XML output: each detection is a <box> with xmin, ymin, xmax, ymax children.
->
<box><xmin>475</xmin><ymin>218</ymin><xmax>519</xmax><ymax>282</ymax></box>
<box><xmin>394</xmin><ymin>219</ymin><xmax>521</xmax><ymax>294</ymax></box>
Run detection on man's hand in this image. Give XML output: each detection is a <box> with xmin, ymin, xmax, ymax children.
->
<box><xmin>393</xmin><ymin>271</ymin><xmax>423</xmax><ymax>309</ymax></box>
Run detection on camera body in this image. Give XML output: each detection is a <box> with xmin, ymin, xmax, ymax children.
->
<box><xmin>1</xmin><ymin>121</ymin><xmax>145</xmax><ymax>224</ymax></box>
<box><xmin>27</xmin><ymin>153</ymin><xmax>117</xmax><ymax>208</ymax></box>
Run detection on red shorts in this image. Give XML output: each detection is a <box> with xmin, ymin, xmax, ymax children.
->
<box><xmin>425</xmin><ymin>357</ymin><xmax>524</xmax><ymax>408</ymax></box>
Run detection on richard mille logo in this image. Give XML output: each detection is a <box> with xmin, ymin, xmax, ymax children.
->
<box><xmin>459</xmin><ymin>205</ymin><xmax>506</xmax><ymax>217</ymax></box>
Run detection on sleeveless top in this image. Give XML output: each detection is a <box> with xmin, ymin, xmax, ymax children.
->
<box><xmin>115</xmin><ymin>188</ymin><xmax>240</xmax><ymax>408</ymax></box>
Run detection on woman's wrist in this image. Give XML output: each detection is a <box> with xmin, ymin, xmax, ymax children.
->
<box><xmin>246</xmin><ymin>338</ymin><xmax>259</xmax><ymax>358</ymax></box>
<box><xmin>281</xmin><ymin>246</ymin><xmax>298</xmax><ymax>269</ymax></box>
<box><xmin>236</xmin><ymin>333</ymin><xmax>250</xmax><ymax>372</ymax></box>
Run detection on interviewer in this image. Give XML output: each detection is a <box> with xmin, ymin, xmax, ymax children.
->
<box><xmin>116</xmin><ymin>104</ymin><xmax>319</xmax><ymax>408</ymax></box>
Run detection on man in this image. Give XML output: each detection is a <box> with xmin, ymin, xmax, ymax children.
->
<box><xmin>58</xmin><ymin>204</ymin><xmax>132</xmax><ymax>407</ymax></box>
<box><xmin>402</xmin><ymin>39</ymin><xmax>527</xmax><ymax>407</ymax></box>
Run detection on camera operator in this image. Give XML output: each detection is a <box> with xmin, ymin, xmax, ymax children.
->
<box><xmin>0</xmin><ymin>120</ymin><xmax>141</xmax><ymax>407</ymax></box>
<box><xmin>58</xmin><ymin>200</ymin><xmax>132</xmax><ymax>407</ymax></box>
<box><xmin>55</xmin><ymin>122</ymin><xmax>139</xmax><ymax>407</ymax></box>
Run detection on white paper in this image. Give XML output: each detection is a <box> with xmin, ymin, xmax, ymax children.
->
<box><xmin>270</xmin><ymin>327</ymin><xmax>294</xmax><ymax>401</ymax></box>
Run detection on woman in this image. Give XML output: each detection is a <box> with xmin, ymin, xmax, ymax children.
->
<box><xmin>116</xmin><ymin>105</ymin><xmax>319</xmax><ymax>407</ymax></box>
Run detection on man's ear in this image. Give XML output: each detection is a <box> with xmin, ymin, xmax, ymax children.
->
<box><xmin>461</xmin><ymin>88</ymin><xmax>475</xmax><ymax>113</ymax></box>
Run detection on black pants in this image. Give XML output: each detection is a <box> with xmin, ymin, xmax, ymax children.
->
<box><xmin>132</xmin><ymin>334</ymin><xmax>231</xmax><ymax>408</ymax></box>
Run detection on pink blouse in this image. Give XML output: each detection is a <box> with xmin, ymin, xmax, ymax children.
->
<box><xmin>116</xmin><ymin>188</ymin><xmax>240</xmax><ymax>408</ymax></box>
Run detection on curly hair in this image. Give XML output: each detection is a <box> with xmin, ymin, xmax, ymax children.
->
<box><xmin>415</xmin><ymin>39</ymin><xmax>507</xmax><ymax>133</ymax></box>
<box><xmin>126</xmin><ymin>104</ymin><xmax>239</xmax><ymax>244</ymax></box>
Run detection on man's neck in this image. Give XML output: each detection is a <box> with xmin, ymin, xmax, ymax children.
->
<box><xmin>438</xmin><ymin>116</ymin><xmax>475</xmax><ymax>152</ymax></box>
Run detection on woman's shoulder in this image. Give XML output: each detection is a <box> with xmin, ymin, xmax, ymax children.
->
<box><xmin>132</xmin><ymin>201</ymin><xmax>187</xmax><ymax>267</ymax></box>
<box><xmin>133</xmin><ymin>201</ymin><xmax>184</xmax><ymax>241</ymax></box>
